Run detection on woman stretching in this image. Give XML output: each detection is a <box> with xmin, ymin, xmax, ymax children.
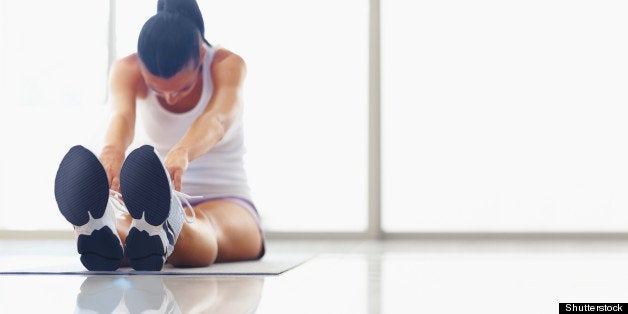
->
<box><xmin>54</xmin><ymin>0</ymin><xmax>264</xmax><ymax>271</ymax></box>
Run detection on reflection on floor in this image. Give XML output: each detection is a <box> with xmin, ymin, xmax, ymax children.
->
<box><xmin>76</xmin><ymin>276</ymin><xmax>264</xmax><ymax>313</ymax></box>
<box><xmin>1</xmin><ymin>238</ymin><xmax>628</xmax><ymax>313</ymax></box>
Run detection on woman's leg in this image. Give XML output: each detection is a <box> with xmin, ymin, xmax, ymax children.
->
<box><xmin>167</xmin><ymin>199</ymin><xmax>263</xmax><ymax>267</ymax></box>
<box><xmin>116</xmin><ymin>213</ymin><xmax>132</xmax><ymax>244</ymax></box>
<box><xmin>116</xmin><ymin>199</ymin><xmax>263</xmax><ymax>267</ymax></box>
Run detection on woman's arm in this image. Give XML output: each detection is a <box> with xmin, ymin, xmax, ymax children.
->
<box><xmin>165</xmin><ymin>48</ymin><xmax>246</xmax><ymax>191</ymax></box>
<box><xmin>100</xmin><ymin>55</ymin><xmax>140</xmax><ymax>191</ymax></box>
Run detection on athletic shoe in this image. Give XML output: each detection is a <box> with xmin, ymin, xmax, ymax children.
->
<box><xmin>54</xmin><ymin>145</ymin><xmax>125</xmax><ymax>271</ymax></box>
<box><xmin>120</xmin><ymin>145</ymin><xmax>198</xmax><ymax>271</ymax></box>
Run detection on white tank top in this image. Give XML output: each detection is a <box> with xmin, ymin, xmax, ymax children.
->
<box><xmin>135</xmin><ymin>45</ymin><xmax>252</xmax><ymax>202</ymax></box>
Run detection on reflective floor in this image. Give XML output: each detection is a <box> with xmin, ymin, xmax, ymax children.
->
<box><xmin>1</xmin><ymin>238</ymin><xmax>628</xmax><ymax>313</ymax></box>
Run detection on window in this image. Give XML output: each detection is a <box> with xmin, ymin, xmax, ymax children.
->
<box><xmin>382</xmin><ymin>0</ymin><xmax>628</xmax><ymax>232</ymax></box>
<box><xmin>7</xmin><ymin>0</ymin><xmax>622</xmax><ymax>235</ymax></box>
<box><xmin>0</xmin><ymin>0</ymin><xmax>110</xmax><ymax>230</ymax></box>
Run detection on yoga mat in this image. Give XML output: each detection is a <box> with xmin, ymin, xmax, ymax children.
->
<box><xmin>0</xmin><ymin>254</ymin><xmax>313</xmax><ymax>276</ymax></box>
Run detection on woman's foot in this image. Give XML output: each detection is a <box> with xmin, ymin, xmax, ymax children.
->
<box><xmin>54</xmin><ymin>145</ymin><xmax>124</xmax><ymax>271</ymax></box>
<box><xmin>120</xmin><ymin>145</ymin><xmax>196</xmax><ymax>271</ymax></box>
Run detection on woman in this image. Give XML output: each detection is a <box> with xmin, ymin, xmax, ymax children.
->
<box><xmin>54</xmin><ymin>0</ymin><xmax>264</xmax><ymax>271</ymax></box>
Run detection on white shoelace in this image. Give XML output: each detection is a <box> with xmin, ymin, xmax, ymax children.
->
<box><xmin>108</xmin><ymin>189</ymin><xmax>199</xmax><ymax>224</ymax></box>
<box><xmin>173</xmin><ymin>191</ymin><xmax>201</xmax><ymax>224</ymax></box>
<box><xmin>109</xmin><ymin>190</ymin><xmax>128</xmax><ymax>214</ymax></box>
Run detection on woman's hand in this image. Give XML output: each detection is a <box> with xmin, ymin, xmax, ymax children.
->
<box><xmin>99</xmin><ymin>146</ymin><xmax>126</xmax><ymax>192</ymax></box>
<box><xmin>165</xmin><ymin>147</ymin><xmax>189</xmax><ymax>192</ymax></box>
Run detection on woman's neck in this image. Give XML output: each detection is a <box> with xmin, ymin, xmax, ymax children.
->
<box><xmin>157</xmin><ymin>66</ymin><xmax>204</xmax><ymax>113</ymax></box>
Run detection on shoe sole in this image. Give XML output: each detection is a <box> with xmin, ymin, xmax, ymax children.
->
<box><xmin>54</xmin><ymin>145</ymin><xmax>122</xmax><ymax>271</ymax></box>
<box><xmin>120</xmin><ymin>145</ymin><xmax>171</xmax><ymax>271</ymax></box>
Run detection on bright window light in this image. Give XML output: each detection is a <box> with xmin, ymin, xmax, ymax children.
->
<box><xmin>382</xmin><ymin>0</ymin><xmax>628</xmax><ymax>232</ymax></box>
<box><xmin>203</xmin><ymin>0</ymin><xmax>370</xmax><ymax>232</ymax></box>
<box><xmin>0</xmin><ymin>0</ymin><xmax>110</xmax><ymax>230</ymax></box>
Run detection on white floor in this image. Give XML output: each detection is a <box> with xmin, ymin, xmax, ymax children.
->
<box><xmin>1</xmin><ymin>238</ymin><xmax>627</xmax><ymax>313</ymax></box>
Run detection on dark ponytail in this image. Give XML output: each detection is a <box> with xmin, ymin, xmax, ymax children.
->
<box><xmin>157</xmin><ymin>0</ymin><xmax>210</xmax><ymax>46</ymax></box>
<box><xmin>138</xmin><ymin>0</ymin><xmax>210</xmax><ymax>78</ymax></box>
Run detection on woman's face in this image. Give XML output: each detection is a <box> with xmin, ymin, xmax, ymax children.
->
<box><xmin>141</xmin><ymin>61</ymin><xmax>202</xmax><ymax>106</ymax></box>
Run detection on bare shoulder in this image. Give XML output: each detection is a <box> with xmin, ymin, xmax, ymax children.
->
<box><xmin>111</xmin><ymin>54</ymin><xmax>142</xmax><ymax>80</ymax></box>
<box><xmin>110</xmin><ymin>53</ymin><xmax>146</xmax><ymax>96</ymax></box>
<box><xmin>211</xmin><ymin>47</ymin><xmax>246</xmax><ymax>76</ymax></box>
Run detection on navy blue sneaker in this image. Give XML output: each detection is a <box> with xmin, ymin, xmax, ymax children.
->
<box><xmin>120</xmin><ymin>145</ymin><xmax>198</xmax><ymax>271</ymax></box>
<box><xmin>54</xmin><ymin>145</ymin><xmax>125</xmax><ymax>271</ymax></box>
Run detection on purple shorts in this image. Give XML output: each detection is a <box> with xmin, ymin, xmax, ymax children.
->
<box><xmin>187</xmin><ymin>196</ymin><xmax>265</xmax><ymax>259</ymax></box>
